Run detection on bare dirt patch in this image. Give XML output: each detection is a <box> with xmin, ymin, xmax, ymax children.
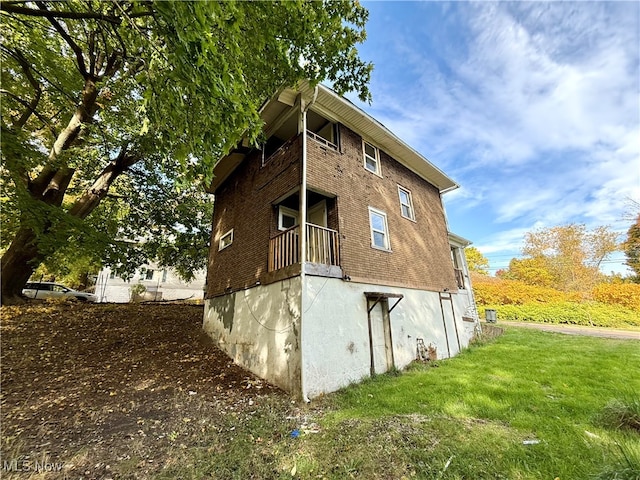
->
<box><xmin>1</xmin><ymin>302</ymin><xmax>288</xmax><ymax>479</ymax></box>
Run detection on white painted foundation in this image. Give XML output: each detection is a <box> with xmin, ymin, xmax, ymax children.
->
<box><xmin>203</xmin><ymin>277</ymin><xmax>302</xmax><ymax>394</ymax></box>
<box><xmin>301</xmin><ymin>276</ymin><xmax>479</xmax><ymax>399</ymax></box>
<box><xmin>204</xmin><ymin>275</ymin><xmax>479</xmax><ymax>400</ymax></box>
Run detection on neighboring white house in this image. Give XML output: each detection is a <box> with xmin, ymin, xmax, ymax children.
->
<box><xmin>95</xmin><ymin>264</ymin><xmax>206</xmax><ymax>303</ymax></box>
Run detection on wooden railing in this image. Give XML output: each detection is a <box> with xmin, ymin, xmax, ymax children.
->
<box><xmin>306</xmin><ymin>224</ymin><xmax>340</xmax><ymax>266</ymax></box>
<box><xmin>268</xmin><ymin>224</ymin><xmax>340</xmax><ymax>272</ymax></box>
<box><xmin>454</xmin><ymin>268</ymin><xmax>465</xmax><ymax>289</ymax></box>
<box><xmin>269</xmin><ymin>226</ymin><xmax>300</xmax><ymax>272</ymax></box>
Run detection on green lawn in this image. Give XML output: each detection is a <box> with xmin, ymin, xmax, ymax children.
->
<box><xmin>160</xmin><ymin>327</ymin><xmax>640</xmax><ymax>479</ymax></box>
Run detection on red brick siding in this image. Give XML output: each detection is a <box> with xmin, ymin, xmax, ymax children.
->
<box><xmin>207</xmin><ymin>125</ymin><xmax>459</xmax><ymax>297</ymax></box>
<box><xmin>306</xmin><ymin>127</ymin><xmax>458</xmax><ymax>292</ymax></box>
<box><xmin>206</xmin><ymin>136</ymin><xmax>302</xmax><ymax>297</ymax></box>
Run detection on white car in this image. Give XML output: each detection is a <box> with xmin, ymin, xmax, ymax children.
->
<box><xmin>23</xmin><ymin>282</ymin><xmax>98</xmax><ymax>302</ymax></box>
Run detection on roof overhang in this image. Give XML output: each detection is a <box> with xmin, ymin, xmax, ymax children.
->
<box><xmin>208</xmin><ymin>81</ymin><xmax>459</xmax><ymax>193</ymax></box>
<box><xmin>448</xmin><ymin>232</ymin><xmax>473</xmax><ymax>247</ymax></box>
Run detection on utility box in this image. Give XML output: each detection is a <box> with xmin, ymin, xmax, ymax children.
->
<box><xmin>485</xmin><ymin>309</ymin><xmax>497</xmax><ymax>323</ymax></box>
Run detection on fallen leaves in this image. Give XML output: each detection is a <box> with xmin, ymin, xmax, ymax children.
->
<box><xmin>1</xmin><ymin>303</ymin><xmax>284</xmax><ymax>479</ymax></box>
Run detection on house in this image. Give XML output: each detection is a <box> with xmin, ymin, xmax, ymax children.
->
<box><xmin>203</xmin><ymin>82</ymin><xmax>479</xmax><ymax>400</ymax></box>
<box><xmin>94</xmin><ymin>264</ymin><xmax>206</xmax><ymax>303</ymax></box>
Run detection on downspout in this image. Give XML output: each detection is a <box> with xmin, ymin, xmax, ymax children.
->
<box><xmin>300</xmin><ymin>85</ymin><xmax>318</xmax><ymax>403</ymax></box>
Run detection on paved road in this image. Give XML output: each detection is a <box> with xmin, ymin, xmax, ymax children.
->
<box><xmin>495</xmin><ymin>321</ymin><xmax>640</xmax><ymax>340</ymax></box>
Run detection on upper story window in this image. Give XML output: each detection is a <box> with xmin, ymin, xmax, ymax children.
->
<box><xmin>278</xmin><ymin>206</ymin><xmax>299</xmax><ymax>231</ymax></box>
<box><xmin>145</xmin><ymin>269</ymin><xmax>154</xmax><ymax>280</ymax></box>
<box><xmin>398</xmin><ymin>186</ymin><xmax>415</xmax><ymax>221</ymax></box>
<box><xmin>363</xmin><ymin>141</ymin><xmax>381</xmax><ymax>175</ymax></box>
<box><xmin>219</xmin><ymin>229</ymin><xmax>234</xmax><ymax>251</ymax></box>
<box><xmin>368</xmin><ymin>207</ymin><xmax>391</xmax><ymax>251</ymax></box>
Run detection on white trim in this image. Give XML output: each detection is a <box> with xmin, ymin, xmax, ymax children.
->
<box><xmin>397</xmin><ymin>185</ymin><xmax>416</xmax><ymax>221</ymax></box>
<box><xmin>278</xmin><ymin>206</ymin><xmax>299</xmax><ymax>231</ymax></box>
<box><xmin>218</xmin><ymin>228</ymin><xmax>234</xmax><ymax>251</ymax></box>
<box><xmin>363</xmin><ymin>140</ymin><xmax>382</xmax><ymax>176</ymax></box>
<box><xmin>368</xmin><ymin>207</ymin><xmax>391</xmax><ymax>251</ymax></box>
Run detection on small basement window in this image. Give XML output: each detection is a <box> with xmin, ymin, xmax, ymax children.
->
<box><xmin>363</xmin><ymin>141</ymin><xmax>381</xmax><ymax>175</ymax></box>
<box><xmin>219</xmin><ymin>229</ymin><xmax>234</xmax><ymax>251</ymax></box>
<box><xmin>368</xmin><ymin>207</ymin><xmax>391</xmax><ymax>251</ymax></box>
<box><xmin>398</xmin><ymin>186</ymin><xmax>415</xmax><ymax>221</ymax></box>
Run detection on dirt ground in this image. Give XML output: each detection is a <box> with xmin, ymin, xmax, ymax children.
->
<box><xmin>0</xmin><ymin>302</ymin><xmax>288</xmax><ymax>479</ymax></box>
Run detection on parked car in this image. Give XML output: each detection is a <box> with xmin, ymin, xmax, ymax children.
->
<box><xmin>22</xmin><ymin>282</ymin><xmax>98</xmax><ymax>302</ymax></box>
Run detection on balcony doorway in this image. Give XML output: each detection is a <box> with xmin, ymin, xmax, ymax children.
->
<box><xmin>268</xmin><ymin>191</ymin><xmax>340</xmax><ymax>273</ymax></box>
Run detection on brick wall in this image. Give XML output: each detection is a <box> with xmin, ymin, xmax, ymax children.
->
<box><xmin>306</xmin><ymin>126</ymin><xmax>458</xmax><ymax>292</ymax></box>
<box><xmin>206</xmin><ymin>135</ymin><xmax>302</xmax><ymax>297</ymax></box>
<box><xmin>207</xmin><ymin>124</ymin><xmax>459</xmax><ymax>297</ymax></box>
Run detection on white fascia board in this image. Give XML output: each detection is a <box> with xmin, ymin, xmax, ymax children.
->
<box><xmin>448</xmin><ymin>232</ymin><xmax>473</xmax><ymax>247</ymax></box>
<box><xmin>309</xmin><ymin>84</ymin><xmax>458</xmax><ymax>193</ymax></box>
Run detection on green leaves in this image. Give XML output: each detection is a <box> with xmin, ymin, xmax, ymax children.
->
<box><xmin>1</xmin><ymin>0</ymin><xmax>372</xmax><ymax>288</ymax></box>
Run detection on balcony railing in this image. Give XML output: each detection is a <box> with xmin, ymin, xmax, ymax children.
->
<box><xmin>268</xmin><ymin>223</ymin><xmax>340</xmax><ymax>272</ymax></box>
<box><xmin>269</xmin><ymin>226</ymin><xmax>300</xmax><ymax>272</ymax></box>
<box><xmin>306</xmin><ymin>130</ymin><xmax>339</xmax><ymax>151</ymax></box>
<box><xmin>306</xmin><ymin>224</ymin><xmax>340</xmax><ymax>266</ymax></box>
<box><xmin>454</xmin><ymin>268</ymin><xmax>465</xmax><ymax>289</ymax></box>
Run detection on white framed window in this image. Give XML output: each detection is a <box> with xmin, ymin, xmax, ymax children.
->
<box><xmin>398</xmin><ymin>185</ymin><xmax>415</xmax><ymax>221</ymax></box>
<box><xmin>218</xmin><ymin>229</ymin><xmax>234</xmax><ymax>251</ymax></box>
<box><xmin>368</xmin><ymin>207</ymin><xmax>391</xmax><ymax>251</ymax></box>
<box><xmin>145</xmin><ymin>269</ymin><xmax>154</xmax><ymax>280</ymax></box>
<box><xmin>278</xmin><ymin>206</ymin><xmax>299</xmax><ymax>231</ymax></box>
<box><xmin>363</xmin><ymin>141</ymin><xmax>381</xmax><ymax>175</ymax></box>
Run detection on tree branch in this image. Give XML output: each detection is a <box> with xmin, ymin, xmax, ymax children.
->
<box><xmin>36</xmin><ymin>3</ymin><xmax>88</xmax><ymax>79</ymax></box>
<box><xmin>1</xmin><ymin>45</ymin><xmax>78</xmax><ymax>106</ymax></box>
<box><xmin>6</xmin><ymin>48</ymin><xmax>44</xmax><ymax>130</ymax></box>
<box><xmin>88</xmin><ymin>29</ymin><xmax>96</xmax><ymax>76</ymax></box>
<box><xmin>0</xmin><ymin>3</ymin><xmax>152</xmax><ymax>24</ymax></box>
<box><xmin>68</xmin><ymin>145</ymin><xmax>142</xmax><ymax>219</ymax></box>
<box><xmin>0</xmin><ymin>90</ymin><xmax>57</xmax><ymax>138</ymax></box>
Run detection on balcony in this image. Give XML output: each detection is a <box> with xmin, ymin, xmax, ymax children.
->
<box><xmin>268</xmin><ymin>223</ymin><xmax>340</xmax><ymax>275</ymax></box>
<box><xmin>454</xmin><ymin>268</ymin><xmax>465</xmax><ymax>290</ymax></box>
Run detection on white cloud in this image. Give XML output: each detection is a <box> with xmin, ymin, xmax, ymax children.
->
<box><xmin>364</xmin><ymin>2</ymin><xmax>638</xmax><ymax>239</ymax></box>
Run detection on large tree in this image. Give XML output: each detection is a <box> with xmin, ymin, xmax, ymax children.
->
<box><xmin>1</xmin><ymin>1</ymin><xmax>372</xmax><ymax>303</ymax></box>
<box><xmin>504</xmin><ymin>224</ymin><xmax>619</xmax><ymax>291</ymax></box>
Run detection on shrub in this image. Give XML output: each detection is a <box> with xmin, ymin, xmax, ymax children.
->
<box><xmin>472</xmin><ymin>277</ymin><xmax>579</xmax><ymax>306</ymax></box>
<box><xmin>592</xmin><ymin>283</ymin><xmax>640</xmax><ymax>311</ymax></box>
<box><xmin>481</xmin><ymin>302</ymin><xmax>640</xmax><ymax>328</ymax></box>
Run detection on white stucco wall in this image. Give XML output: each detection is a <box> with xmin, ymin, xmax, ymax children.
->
<box><xmin>203</xmin><ymin>278</ymin><xmax>302</xmax><ymax>394</ymax></box>
<box><xmin>301</xmin><ymin>276</ymin><xmax>480</xmax><ymax>399</ymax></box>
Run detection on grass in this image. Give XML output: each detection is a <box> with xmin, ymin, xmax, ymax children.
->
<box><xmin>158</xmin><ymin>327</ymin><xmax>640</xmax><ymax>479</ymax></box>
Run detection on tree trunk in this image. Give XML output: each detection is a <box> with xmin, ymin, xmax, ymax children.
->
<box><xmin>0</xmin><ymin>227</ymin><xmax>41</xmax><ymax>304</ymax></box>
<box><xmin>1</xmin><ymin>145</ymin><xmax>139</xmax><ymax>304</ymax></box>
<box><xmin>1</xmin><ymin>78</ymin><xmax>100</xmax><ymax>304</ymax></box>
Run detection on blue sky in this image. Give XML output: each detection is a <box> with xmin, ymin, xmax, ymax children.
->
<box><xmin>347</xmin><ymin>1</ymin><xmax>639</xmax><ymax>275</ymax></box>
